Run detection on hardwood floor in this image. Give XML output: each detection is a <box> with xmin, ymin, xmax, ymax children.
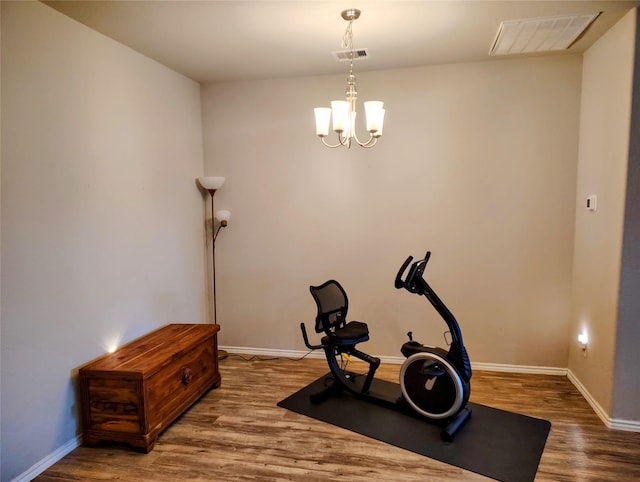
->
<box><xmin>36</xmin><ymin>355</ymin><xmax>640</xmax><ymax>481</ymax></box>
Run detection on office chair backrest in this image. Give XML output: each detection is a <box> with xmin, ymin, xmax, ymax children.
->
<box><xmin>309</xmin><ymin>280</ymin><xmax>349</xmax><ymax>335</ymax></box>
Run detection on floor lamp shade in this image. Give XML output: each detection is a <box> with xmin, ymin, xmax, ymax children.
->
<box><xmin>216</xmin><ymin>210</ymin><xmax>231</xmax><ymax>226</ymax></box>
<box><xmin>198</xmin><ymin>176</ymin><xmax>225</xmax><ymax>190</ymax></box>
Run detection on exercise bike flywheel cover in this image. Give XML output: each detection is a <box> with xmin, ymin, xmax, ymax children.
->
<box><xmin>399</xmin><ymin>352</ymin><xmax>465</xmax><ymax>420</ymax></box>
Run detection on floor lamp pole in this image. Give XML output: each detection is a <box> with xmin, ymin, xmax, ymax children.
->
<box><xmin>206</xmin><ymin>188</ymin><xmax>228</xmax><ymax>360</ymax></box>
<box><xmin>198</xmin><ymin>176</ymin><xmax>228</xmax><ymax>360</ymax></box>
<box><xmin>210</xmin><ymin>191</ymin><xmax>218</xmax><ymax>326</ymax></box>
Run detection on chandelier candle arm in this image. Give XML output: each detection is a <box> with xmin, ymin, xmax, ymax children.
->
<box><xmin>314</xmin><ymin>8</ymin><xmax>385</xmax><ymax>149</ymax></box>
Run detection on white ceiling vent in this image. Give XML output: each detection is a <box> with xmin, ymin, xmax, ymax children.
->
<box><xmin>333</xmin><ymin>48</ymin><xmax>369</xmax><ymax>62</ymax></box>
<box><xmin>490</xmin><ymin>12</ymin><xmax>600</xmax><ymax>56</ymax></box>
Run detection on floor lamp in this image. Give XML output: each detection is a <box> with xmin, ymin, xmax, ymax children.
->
<box><xmin>198</xmin><ymin>176</ymin><xmax>231</xmax><ymax>360</ymax></box>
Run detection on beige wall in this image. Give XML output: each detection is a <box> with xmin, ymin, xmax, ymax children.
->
<box><xmin>568</xmin><ymin>9</ymin><xmax>636</xmax><ymax>418</ymax></box>
<box><xmin>202</xmin><ymin>55</ymin><xmax>582</xmax><ymax>368</ymax></box>
<box><xmin>1</xmin><ymin>2</ymin><xmax>206</xmax><ymax>480</ymax></box>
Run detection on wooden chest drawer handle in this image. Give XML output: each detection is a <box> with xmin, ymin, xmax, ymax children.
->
<box><xmin>182</xmin><ymin>367</ymin><xmax>194</xmax><ymax>385</ymax></box>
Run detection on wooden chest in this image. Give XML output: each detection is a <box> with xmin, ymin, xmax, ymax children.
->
<box><xmin>79</xmin><ymin>323</ymin><xmax>221</xmax><ymax>452</ymax></box>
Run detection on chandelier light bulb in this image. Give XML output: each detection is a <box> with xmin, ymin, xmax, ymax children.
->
<box><xmin>364</xmin><ymin>101</ymin><xmax>385</xmax><ymax>133</ymax></box>
<box><xmin>314</xmin><ymin>108</ymin><xmax>331</xmax><ymax>136</ymax></box>
<box><xmin>331</xmin><ymin>100</ymin><xmax>350</xmax><ymax>132</ymax></box>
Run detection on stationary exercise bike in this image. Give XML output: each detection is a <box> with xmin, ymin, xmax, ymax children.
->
<box><xmin>300</xmin><ymin>251</ymin><xmax>473</xmax><ymax>441</ymax></box>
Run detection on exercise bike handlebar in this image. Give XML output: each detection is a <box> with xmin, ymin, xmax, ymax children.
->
<box><xmin>395</xmin><ymin>251</ymin><xmax>459</xmax><ymax>340</ymax></box>
<box><xmin>395</xmin><ymin>251</ymin><xmax>431</xmax><ymax>293</ymax></box>
<box><xmin>394</xmin><ymin>256</ymin><xmax>413</xmax><ymax>289</ymax></box>
<box><xmin>300</xmin><ymin>322</ymin><xmax>324</xmax><ymax>350</ymax></box>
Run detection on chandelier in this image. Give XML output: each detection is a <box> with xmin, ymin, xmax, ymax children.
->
<box><xmin>314</xmin><ymin>9</ymin><xmax>385</xmax><ymax>149</ymax></box>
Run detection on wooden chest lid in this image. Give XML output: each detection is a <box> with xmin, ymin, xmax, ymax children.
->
<box><xmin>79</xmin><ymin>323</ymin><xmax>219</xmax><ymax>378</ymax></box>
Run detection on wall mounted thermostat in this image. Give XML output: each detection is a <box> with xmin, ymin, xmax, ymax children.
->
<box><xmin>586</xmin><ymin>195</ymin><xmax>597</xmax><ymax>211</ymax></box>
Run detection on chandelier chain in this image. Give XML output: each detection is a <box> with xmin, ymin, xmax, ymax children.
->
<box><xmin>342</xmin><ymin>20</ymin><xmax>354</xmax><ymax>50</ymax></box>
<box><xmin>338</xmin><ymin>17</ymin><xmax>355</xmax><ymax>102</ymax></box>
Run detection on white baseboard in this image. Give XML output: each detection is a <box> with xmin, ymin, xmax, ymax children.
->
<box><xmin>222</xmin><ymin>345</ymin><xmax>568</xmax><ymax>375</ymax></box>
<box><xmin>567</xmin><ymin>370</ymin><xmax>640</xmax><ymax>432</ymax></box>
<box><xmin>223</xmin><ymin>345</ymin><xmax>326</xmax><ymax>360</ymax></box>
<box><xmin>471</xmin><ymin>362</ymin><xmax>567</xmax><ymax>376</ymax></box>
<box><xmin>11</xmin><ymin>434</ymin><xmax>82</xmax><ymax>482</ymax></box>
<box><xmin>609</xmin><ymin>418</ymin><xmax>640</xmax><ymax>431</ymax></box>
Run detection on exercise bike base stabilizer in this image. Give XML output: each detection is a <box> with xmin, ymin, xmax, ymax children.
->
<box><xmin>300</xmin><ymin>251</ymin><xmax>473</xmax><ymax>442</ymax></box>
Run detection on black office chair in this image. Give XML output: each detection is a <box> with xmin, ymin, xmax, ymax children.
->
<box><xmin>309</xmin><ymin>280</ymin><xmax>380</xmax><ymax>393</ymax></box>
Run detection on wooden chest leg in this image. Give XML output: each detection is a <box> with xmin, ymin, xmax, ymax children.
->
<box><xmin>131</xmin><ymin>438</ymin><xmax>156</xmax><ymax>454</ymax></box>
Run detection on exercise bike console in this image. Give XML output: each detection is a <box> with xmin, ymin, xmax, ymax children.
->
<box><xmin>300</xmin><ymin>250</ymin><xmax>472</xmax><ymax>441</ymax></box>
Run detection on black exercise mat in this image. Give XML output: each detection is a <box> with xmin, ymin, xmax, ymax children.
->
<box><xmin>278</xmin><ymin>374</ymin><xmax>551</xmax><ymax>482</ymax></box>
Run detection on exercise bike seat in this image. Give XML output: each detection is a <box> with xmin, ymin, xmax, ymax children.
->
<box><xmin>327</xmin><ymin>321</ymin><xmax>369</xmax><ymax>346</ymax></box>
<box><xmin>310</xmin><ymin>280</ymin><xmax>370</xmax><ymax>346</ymax></box>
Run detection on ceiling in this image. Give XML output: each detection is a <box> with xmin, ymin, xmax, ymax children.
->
<box><xmin>43</xmin><ymin>1</ymin><xmax>640</xmax><ymax>84</ymax></box>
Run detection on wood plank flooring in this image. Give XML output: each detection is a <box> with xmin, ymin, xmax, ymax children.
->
<box><xmin>36</xmin><ymin>355</ymin><xmax>640</xmax><ymax>481</ymax></box>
